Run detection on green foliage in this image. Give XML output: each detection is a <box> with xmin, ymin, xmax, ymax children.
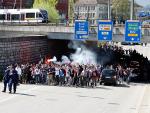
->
<box><xmin>33</xmin><ymin>0</ymin><xmax>60</xmax><ymax>22</ymax></box>
<box><xmin>112</xmin><ymin>0</ymin><xmax>130</xmax><ymax>19</ymax></box>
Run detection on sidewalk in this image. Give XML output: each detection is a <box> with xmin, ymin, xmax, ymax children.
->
<box><xmin>139</xmin><ymin>84</ymin><xmax>150</xmax><ymax>113</ymax></box>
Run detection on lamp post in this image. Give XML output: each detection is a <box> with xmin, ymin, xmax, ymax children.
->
<box><xmin>130</xmin><ymin>0</ymin><xmax>134</xmax><ymax>20</ymax></box>
<box><xmin>108</xmin><ymin>0</ymin><xmax>111</xmax><ymax>20</ymax></box>
<box><xmin>87</xmin><ymin>5</ymin><xmax>90</xmax><ymax>21</ymax></box>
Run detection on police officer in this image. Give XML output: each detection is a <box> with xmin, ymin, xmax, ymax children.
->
<box><xmin>2</xmin><ymin>66</ymin><xmax>10</xmax><ymax>93</ymax></box>
<box><xmin>8</xmin><ymin>65</ymin><xmax>19</xmax><ymax>94</ymax></box>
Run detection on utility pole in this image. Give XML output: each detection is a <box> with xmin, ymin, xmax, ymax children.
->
<box><xmin>108</xmin><ymin>0</ymin><xmax>111</xmax><ymax>20</ymax></box>
<box><xmin>20</xmin><ymin>0</ymin><xmax>22</xmax><ymax>9</ymax></box>
<box><xmin>87</xmin><ymin>6</ymin><xmax>90</xmax><ymax>21</ymax></box>
<box><xmin>130</xmin><ymin>0</ymin><xmax>134</xmax><ymax>20</ymax></box>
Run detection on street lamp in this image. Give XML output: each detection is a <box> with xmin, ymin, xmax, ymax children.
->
<box><xmin>87</xmin><ymin>5</ymin><xmax>90</xmax><ymax>21</ymax></box>
<box><xmin>130</xmin><ymin>0</ymin><xmax>134</xmax><ymax>20</ymax></box>
<box><xmin>108</xmin><ymin>0</ymin><xmax>111</xmax><ymax>20</ymax></box>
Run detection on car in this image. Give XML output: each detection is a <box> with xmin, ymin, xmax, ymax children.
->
<box><xmin>100</xmin><ymin>69</ymin><xmax>119</xmax><ymax>86</ymax></box>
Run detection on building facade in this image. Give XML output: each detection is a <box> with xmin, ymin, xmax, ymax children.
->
<box><xmin>74</xmin><ymin>0</ymin><xmax>108</xmax><ymax>25</ymax></box>
<box><xmin>0</xmin><ymin>0</ymin><xmax>33</xmax><ymax>9</ymax></box>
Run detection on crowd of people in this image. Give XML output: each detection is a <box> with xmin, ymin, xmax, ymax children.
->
<box><xmin>1</xmin><ymin>44</ymin><xmax>150</xmax><ymax>93</ymax></box>
<box><xmin>3</xmin><ymin>62</ymin><xmax>132</xmax><ymax>88</ymax></box>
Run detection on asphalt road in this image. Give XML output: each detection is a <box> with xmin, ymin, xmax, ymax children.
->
<box><xmin>0</xmin><ymin>83</ymin><xmax>149</xmax><ymax>113</ymax></box>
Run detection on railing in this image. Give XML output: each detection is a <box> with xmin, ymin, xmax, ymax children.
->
<box><xmin>0</xmin><ymin>19</ymin><xmax>150</xmax><ymax>28</ymax></box>
<box><xmin>0</xmin><ymin>19</ymin><xmax>149</xmax><ymax>36</ymax></box>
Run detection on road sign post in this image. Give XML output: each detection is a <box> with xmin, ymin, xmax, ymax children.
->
<box><xmin>125</xmin><ymin>20</ymin><xmax>141</xmax><ymax>42</ymax></box>
<box><xmin>74</xmin><ymin>20</ymin><xmax>89</xmax><ymax>40</ymax></box>
<box><xmin>98</xmin><ymin>20</ymin><xmax>113</xmax><ymax>41</ymax></box>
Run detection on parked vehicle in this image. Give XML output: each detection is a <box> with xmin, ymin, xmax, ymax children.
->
<box><xmin>100</xmin><ymin>69</ymin><xmax>119</xmax><ymax>85</ymax></box>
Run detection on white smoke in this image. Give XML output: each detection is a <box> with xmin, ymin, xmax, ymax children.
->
<box><xmin>69</xmin><ymin>41</ymin><xmax>97</xmax><ymax>65</ymax></box>
<box><xmin>48</xmin><ymin>56</ymin><xmax>57</xmax><ymax>62</ymax></box>
<box><xmin>61</xmin><ymin>55</ymin><xmax>71</xmax><ymax>64</ymax></box>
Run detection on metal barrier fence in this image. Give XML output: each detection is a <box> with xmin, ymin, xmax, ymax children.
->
<box><xmin>0</xmin><ymin>19</ymin><xmax>150</xmax><ymax>27</ymax></box>
<box><xmin>0</xmin><ymin>19</ymin><xmax>149</xmax><ymax>36</ymax></box>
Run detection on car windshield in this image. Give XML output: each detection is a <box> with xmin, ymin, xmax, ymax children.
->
<box><xmin>102</xmin><ymin>70</ymin><xmax>115</xmax><ymax>76</ymax></box>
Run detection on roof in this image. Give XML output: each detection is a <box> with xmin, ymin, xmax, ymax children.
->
<box><xmin>75</xmin><ymin>0</ymin><xmax>108</xmax><ymax>5</ymax></box>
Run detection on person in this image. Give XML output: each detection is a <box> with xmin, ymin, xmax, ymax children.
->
<box><xmin>2</xmin><ymin>67</ymin><xmax>10</xmax><ymax>92</ymax></box>
<box><xmin>15</xmin><ymin>64</ymin><xmax>22</xmax><ymax>84</ymax></box>
<box><xmin>47</xmin><ymin>65</ymin><xmax>54</xmax><ymax>85</ymax></box>
<box><xmin>8</xmin><ymin>66</ymin><xmax>19</xmax><ymax>93</ymax></box>
<box><xmin>34</xmin><ymin>66</ymin><xmax>41</xmax><ymax>84</ymax></box>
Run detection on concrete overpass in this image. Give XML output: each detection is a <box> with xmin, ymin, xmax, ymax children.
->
<box><xmin>0</xmin><ymin>24</ymin><xmax>149</xmax><ymax>42</ymax></box>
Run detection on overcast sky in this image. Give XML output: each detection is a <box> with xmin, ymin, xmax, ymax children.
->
<box><xmin>135</xmin><ymin>0</ymin><xmax>150</xmax><ymax>7</ymax></box>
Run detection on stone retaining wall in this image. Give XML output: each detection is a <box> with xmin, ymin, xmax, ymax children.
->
<box><xmin>0</xmin><ymin>36</ymin><xmax>48</xmax><ymax>69</ymax></box>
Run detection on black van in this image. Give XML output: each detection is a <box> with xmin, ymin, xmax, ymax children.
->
<box><xmin>100</xmin><ymin>69</ymin><xmax>119</xmax><ymax>85</ymax></box>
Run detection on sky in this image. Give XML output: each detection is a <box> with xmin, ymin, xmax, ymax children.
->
<box><xmin>135</xmin><ymin>0</ymin><xmax>150</xmax><ymax>7</ymax></box>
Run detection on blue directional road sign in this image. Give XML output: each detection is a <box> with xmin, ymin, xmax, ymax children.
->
<box><xmin>74</xmin><ymin>20</ymin><xmax>89</xmax><ymax>40</ymax></box>
<box><xmin>125</xmin><ymin>20</ymin><xmax>141</xmax><ymax>42</ymax></box>
<box><xmin>98</xmin><ymin>20</ymin><xmax>113</xmax><ymax>41</ymax></box>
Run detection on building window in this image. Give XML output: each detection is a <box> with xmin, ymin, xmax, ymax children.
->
<box><xmin>75</xmin><ymin>6</ymin><xmax>78</xmax><ymax>11</ymax></box>
<box><xmin>85</xmin><ymin>6</ymin><xmax>87</xmax><ymax>10</ymax></box>
<box><xmin>85</xmin><ymin>13</ymin><xmax>87</xmax><ymax>18</ymax></box>
<box><xmin>91</xmin><ymin>6</ymin><xmax>95</xmax><ymax>10</ymax></box>
<box><xmin>99</xmin><ymin>7</ymin><xmax>104</xmax><ymax>11</ymax></box>
<box><xmin>93</xmin><ymin>13</ymin><xmax>95</xmax><ymax>17</ymax></box>
<box><xmin>88</xmin><ymin>6</ymin><xmax>90</xmax><ymax>11</ymax></box>
<box><xmin>89</xmin><ymin>13</ymin><xmax>92</xmax><ymax>18</ymax></box>
<box><xmin>89</xmin><ymin>20</ymin><xmax>95</xmax><ymax>25</ymax></box>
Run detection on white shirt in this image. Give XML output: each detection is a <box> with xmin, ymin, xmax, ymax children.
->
<box><xmin>55</xmin><ymin>67</ymin><xmax>59</xmax><ymax>76</ymax></box>
<box><xmin>35</xmin><ymin>68</ymin><xmax>40</xmax><ymax>75</ymax></box>
<box><xmin>16</xmin><ymin>67</ymin><xmax>22</xmax><ymax>76</ymax></box>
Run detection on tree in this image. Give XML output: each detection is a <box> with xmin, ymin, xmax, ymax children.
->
<box><xmin>112</xmin><ymin>0</ymin><xmax>130</xmax><ymax>20</ymax></box>
<box><xmin>33</xmin><ymin>0</ymin><xmax>60</xmax><ymax>22</ymax></box>
<box><xmin>68</xmin><ymin>0</ymin><xmax>74</xmax><ymax>23</ymax></box>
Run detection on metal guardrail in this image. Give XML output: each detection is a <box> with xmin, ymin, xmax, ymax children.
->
<box><xmin>0</xmin><ymin>22</ymin><xmax>150</xmax><ymax>29</ymax></box>
<box><xmin>0</xmin><ymin>19</ymin><xmax>149</xmax><ymax>36</ymax></box>
<box><xmin>0</xmin><ymin>19</ymin><xmax>150</xmax><ymax>28</ymax></box>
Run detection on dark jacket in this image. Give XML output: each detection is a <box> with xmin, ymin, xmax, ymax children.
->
<box><xmin>9</xmin><ymin>70</ymin><xmax>19</xmax><ymax>84</ymax></box>
<box><xmin>3</xmin><ymin>69</ymin><xmax>10</xmax><ymax>83</ymax></box>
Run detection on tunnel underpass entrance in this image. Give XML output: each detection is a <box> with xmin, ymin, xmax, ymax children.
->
<box><xmin>47</xmin><ymin>39</ymin><xmax>75</xmax><ymax>61</ymax></box>
<box><xmin>47</xmin><ymin>39</ymin><xmax>116</xmax><ymax>66</ymax></box>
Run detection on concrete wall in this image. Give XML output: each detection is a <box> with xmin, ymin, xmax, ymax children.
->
<box><xmin>0</xmin><ymin>36</ymin><xmax>48</xmax><ymax>69</ymax></box>
<box><xmin>0</xmin><ymin>25</ymin><xmax>74</xmax><ymax>33</ymax></box>
<box><xmin>0</xmin><ymin>25</ymin><xmax>149</xmax><ymax>42</ymax></box>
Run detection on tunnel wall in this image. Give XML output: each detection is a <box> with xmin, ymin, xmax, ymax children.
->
<box><xmin>0</xmin><ymin>36</ymin><xmax>48</xmax><ymax>69</ymax></box>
